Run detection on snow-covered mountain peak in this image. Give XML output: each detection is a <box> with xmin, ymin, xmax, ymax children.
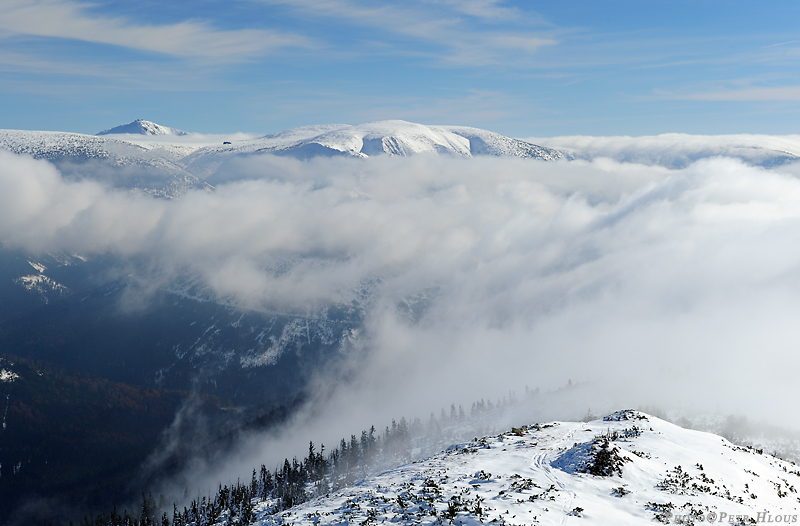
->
<box><xmin>97</xmin><ymin>119</ymin><xmax>188</xmax><ymax>136</ymax></box>
<box><xmin>297</xmin><ymin>120</ymin><xmax>471</xmax><ymax>157</ymax></box>
<box><xmin>182</xmin><ymin>120</ymin><xmax>566</xmax><ymax>178</ymax></box>
<box><xmin>274</xmin><ymin>119</ymin><xmax>567</xmax><ymax>160</ymax></box>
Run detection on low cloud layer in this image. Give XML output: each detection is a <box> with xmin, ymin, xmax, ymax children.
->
<box><xmin>3</xmin><ymin>145</ymin><xmax>800</xmax><ymax>486</ymax></box>
<box><xmin>531</xmin><ymin>133</ymin><xmax>800</xmax><ymax>168</ymax></box>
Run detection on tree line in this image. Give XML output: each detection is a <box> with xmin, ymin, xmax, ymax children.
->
<box><xmin>78</xmin><ymin>391</ymin><xmax>530</xmax><ymax>526</ymax></box>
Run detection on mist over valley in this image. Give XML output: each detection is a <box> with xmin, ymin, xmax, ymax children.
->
<box><xmin>2</xmin><ymin>120</ymin><xmax>800</xmax><ymax>525</ymax></box>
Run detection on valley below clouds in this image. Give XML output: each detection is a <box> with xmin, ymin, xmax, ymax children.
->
<box><xmin>3</xmin><ymin>136</ymin><xmax>800</xmax><ymax>510</ymax></box>
<box><xmin>3</xmin><ymin>143</ymin><xmax>799</xmax><ymax>423</ymax></box>
<box><xmin>7</xmin><ymin>1</ymin><xmax>800</xmax><ymax>523</ymax></box>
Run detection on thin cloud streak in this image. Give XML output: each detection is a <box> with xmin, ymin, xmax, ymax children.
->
<box><xmin>0</xmin><ymin>0</ymin><xmax>314</xmax><ymax>59</ymax></box>
<box><xmin>425</xmin><ymin>0</ymin><xmax>527</xmax><ymax>22</ymax></box>
<box><xmin>679</xmin><ymin>86</ymin><xmax>800</xmax><ymax>101</ymax></box>
<box><xmin>257</xmin><ymin>0</ymin><xmax>557</xmax><ymax>65</ymax></box>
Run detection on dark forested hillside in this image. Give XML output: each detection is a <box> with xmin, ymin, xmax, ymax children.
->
<box><xmin>0</xmin><ymin>247</ymin><xmax>362</xmax><ymax>407</ymax></box>
<box><xmin>0</xmin><ymin>355</ymin><xmax>222</xmax><ymax>525</ymax></box>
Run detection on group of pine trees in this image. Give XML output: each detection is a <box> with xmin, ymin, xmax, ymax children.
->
<box><xmin>79</xmin><ymin>391</ymin><xmax>530</xmax><ymax>526</ymax></box>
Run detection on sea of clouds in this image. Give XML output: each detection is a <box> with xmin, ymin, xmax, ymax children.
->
<box><xmin>3</xmin><ymin>138</ymin><xmax>800</xmax><ymax>490</ymax></box>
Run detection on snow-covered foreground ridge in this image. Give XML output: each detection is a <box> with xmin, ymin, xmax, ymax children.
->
<box><xmin>248</xmin><ymin>411</ymin><xmax>799</xmax><ymax>526</ymax></box>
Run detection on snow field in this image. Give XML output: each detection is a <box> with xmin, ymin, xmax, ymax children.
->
<box><xmin>247</xmin><ymin>411</ymin><xmax>800</xmax><ymax>526</ymax></box>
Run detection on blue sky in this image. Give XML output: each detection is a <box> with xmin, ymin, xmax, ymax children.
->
<box><xmin>2</xmin><ymin>0</ymin><xmax>800</xmax><ymax>137</ymax></box>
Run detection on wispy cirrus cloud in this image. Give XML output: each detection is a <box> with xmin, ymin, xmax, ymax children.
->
<box><xmin>0</xmin><ymin>0</ymin><xmax>314</xmax><ymax>60</ymax></box>
<box><xmin>258</xmin><ymin>0</ymin><xmax>557</xmax><ymax>65</ymax></box>
<box><xmin>422</xmin><ymin>0</ymin><xmax>530</xmax><ymax>22</ymax></box>
<box><xmin>679</xmin><ymin>86</ymin><xmax>800</xmax><ymax>101</ymax></box>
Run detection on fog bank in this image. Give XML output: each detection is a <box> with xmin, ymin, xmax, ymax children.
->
<box><xmin>3</xmin><ymin>146</ymin><xmax>800</xmax><ymax>490</ymax></box>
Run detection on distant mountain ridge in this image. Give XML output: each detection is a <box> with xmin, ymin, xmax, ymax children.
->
<box><xmin>0</xmin><ymin>129</ymin><xmax>208</xmax><ymax>198</ymax></box>
<box><xmin>97</xmin><ymin>118</ymin><xmax>188</xmax><ymax>136</ymax></box>
<box><xmin>0</xmin><ymin>120</ymin><xmax>568</xmax><ymax>196</ymax></box>
<box><xmin>183</xmin><ymin>120</ymin><xmax>566</xmax><ymax>178</ymax></box>
<box><xmin>267</xmin><ymin>120</ymin><xmax>566</xmax><ymax>159</ymax></box>
<box><xmin>5</xmin><ymin>121</ymin><xmax>800</xmax><ymax>184</ymax></box>
<box><xmin>532</xmin><ymin>133</ymin><xmax>800</xmax><ymax>169</ymax></box>
<box><xmin>90</xmin><ymin>119</ymin><xmax>565</xmax><ymax>162</ymax></box>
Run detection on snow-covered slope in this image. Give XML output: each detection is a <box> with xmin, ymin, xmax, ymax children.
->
<box><xmin>0</xmin><ymin>357</ymin><xmax>20</xmax><ymax>385</ymax></box>
<box><xmin>183</xmin><ymin>120</ymin><xmax>565</xmax><ymax>178</ymax></box>
<box><xmin>1</xmin><ymin>129</ymin><xmax>147</xmax><ymax>161</ymax></box>
<box><xmin>247</xmin><ymin>410</ymin><xmax>800</xmax><ymax>525</ymax></box>
<box><xmin>1</xmin><ymin>121</ymin><xmax>564</xmax><ymax>192</ymax></box>
<box><xmin>97</xmin><ymin>119</ymin><xmax>188</xmax><ymax>136</ymax></box>
<box><xmin>0</xmin><ymin>129</ymin><xmax>209</xmax><ymax>197</ymax></box>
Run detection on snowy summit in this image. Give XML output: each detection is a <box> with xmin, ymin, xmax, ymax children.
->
<box><xmin>97</xmin><ymin>119</ymin><xmax>188</xmax><ymax>136</ymax></box>
<box><xmin>191</xmin><ymin>120</ymin><xmax>565</xmax><ymax>160</ymax></box>
<box><xmin>160</xmin><ymin>410</ymin><xmax>800</xmax><ymax>526</ymax></box>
